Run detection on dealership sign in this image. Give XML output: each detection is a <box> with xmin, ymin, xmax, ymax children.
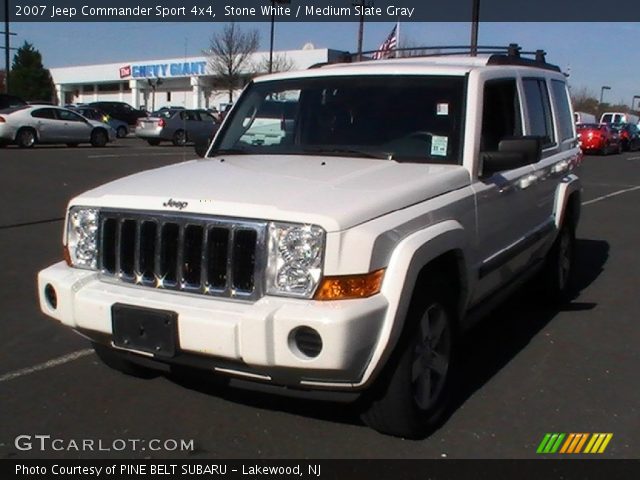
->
<box><xmin>119</xmin><ymin>61</ymin><xmax>207</xmax><ymax>79</ymax></box>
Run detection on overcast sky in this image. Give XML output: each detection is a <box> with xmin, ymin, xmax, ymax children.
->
<box><xmin>8</xmin><ymin>21</ymin><xmax>639</xmax><ymax>106</ymax></box>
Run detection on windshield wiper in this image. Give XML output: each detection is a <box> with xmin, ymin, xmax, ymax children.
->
<box><xmin>302</xmin><ymin>147</ymin><xmax>393</xmax><ymax>160</ymax></box>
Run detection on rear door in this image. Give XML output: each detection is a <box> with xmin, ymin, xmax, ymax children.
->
<box><xmin>529</xmin><ymin>77</ymin><xmax>580</xmax><ymax>231</ymax></box>
<box><xmin>30</xmin><ymin>108</ymin><xmax>61</xmax><ymax>142</ymax></box>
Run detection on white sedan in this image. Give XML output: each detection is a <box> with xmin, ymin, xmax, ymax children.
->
<box><xmin>0</xmin><ymin>105</ymin><xmax>116</xmax><ymax>148</ymax></box>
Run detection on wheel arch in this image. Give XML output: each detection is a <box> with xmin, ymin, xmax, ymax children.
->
<box><xmin>357</xmin><ymin>220</ymin><xmax>471</xmax><ymax>388</ymax></box>
<box><xmin>553</xmin><ymin>174</ymin><xmax>582</xmax><ymax>229</ymax></box>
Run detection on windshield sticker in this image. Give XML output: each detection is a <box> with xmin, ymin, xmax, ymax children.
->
<box><xmin>437</xmin><ymin>103</ymin><xmax>449</xmax><ymax>116</ymax></box>
<box><xmin>431</xmin><ymin>135</ymin><xmax>448</xmax><ymax>156</ymax></box>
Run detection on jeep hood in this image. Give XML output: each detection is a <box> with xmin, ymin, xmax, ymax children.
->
<box><xmin>74</xmin><ymin>155</ymin><xmax>470</xmax><ymax>232</ymax></box>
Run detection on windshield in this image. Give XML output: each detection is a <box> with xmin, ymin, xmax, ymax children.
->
<box><xmin>211</xmin><ymin>75</ymin><xmax>466</xmax><ymax>164</ymax></box>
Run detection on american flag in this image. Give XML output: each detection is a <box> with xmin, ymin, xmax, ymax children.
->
<box><xmin>373</xmin><ymin>25</ymin><xmax>398</xmax><ymax>60</ymax></box>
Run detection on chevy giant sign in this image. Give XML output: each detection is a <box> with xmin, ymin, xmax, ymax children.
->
<box><xmin>119</xmin><ymin>61</ymin><xmax>207</xmax><ymax>79</ymax></box>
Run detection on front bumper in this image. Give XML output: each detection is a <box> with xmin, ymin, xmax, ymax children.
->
<box><xmin>38</xmin><ymin>262</ymin><xmax>388</xmax><ymax>390</ymax></box>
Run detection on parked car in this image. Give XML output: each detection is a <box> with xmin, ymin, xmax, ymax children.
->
<box><xmin>599</xmin><ymin>112</ymin><xmax>640</xmax><ymax>125</ymax></box>
<box><xmin>70</xmin><ymin>106</ymin><xmax>129</xmax><ymax>138</ymax></box>
<box><xmin>610</xmin><ymin>123</ymin><xmax>640</xmax><ymax>151</ymax></box>
<box><xmin>135</xmin><ymin>109</ymin><xmax>218</xmax><ymax>146</ymax></box>
<box><xmin>38</xmin><ymin>45</ymin><xmax>583</xmax><ymax>438</ymax></box>
<box><xmin>576</xmin><ymin>123</ymin><xmax>622</xmax><ymax>155</ymax></box>
<box><xmin>88</xmin><ymin>101</ymin><xmax>148</xmax><ymax>126</ymax></box>
<box><xmin>573</xmin><ymin>111</ymin><xmax>596</xmax><ymax>124</ymax></box>
<box><xmin>0</xmin><ymin>105</ymin><xmax>115</xmax><ymax>148</ymax></box>
<box><xmin>0</xmin><ymin>94</ymin><xmax>27</xmax><ymax>110</ymax></box>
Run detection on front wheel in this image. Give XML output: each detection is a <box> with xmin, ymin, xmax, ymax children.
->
<box><xmin>90</xmin><ymin>129</ymin><xmax>108</xmax><ymax>147</ymax></box>
<box><xmin>361</xmin><ymin>292</ymin><xmax>455</xmax><ymax>438</ymax></box>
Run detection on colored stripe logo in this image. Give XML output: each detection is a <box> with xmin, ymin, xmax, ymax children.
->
<box><xmin>537</xmin><ymin>433</ymin><xmax>613</xmax><ymax>454</ymax></box>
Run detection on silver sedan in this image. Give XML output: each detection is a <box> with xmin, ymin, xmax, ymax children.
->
<box><xmin>0</xmin><ymin>105</ymin><xmax>116</xmax><ymax>148</ymax></box>
<box><xmin>135</xmin><ymin>109</ymin><xmax>218</xmax><ymax>146</ymax></box>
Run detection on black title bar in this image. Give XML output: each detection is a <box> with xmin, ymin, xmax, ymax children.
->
<box><xmin>2</xmin><ymin>0</ymin><xmax>640</xmax><ymax>22</ymax></box>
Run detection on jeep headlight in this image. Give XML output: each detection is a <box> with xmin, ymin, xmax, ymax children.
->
<box><xmin>66</xmin><ymin>207</ymin><xmax>99</xmax><ymax>270</ymax></box>
<box><xmin>266</xmin><ymin>222</ymin><xmax>325</xmax><ymax>298</ymax></box>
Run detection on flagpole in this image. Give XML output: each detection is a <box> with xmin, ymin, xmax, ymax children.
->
<box><xmin>395</xmin><ymin>20</ymin><xmax>401</xmax><ymax>58</ymax></box>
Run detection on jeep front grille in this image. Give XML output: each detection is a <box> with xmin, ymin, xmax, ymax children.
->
<box><xmin>98</xmin><ymin>211</ymin><xmax>266</xmax><ymax>301</ymax></box>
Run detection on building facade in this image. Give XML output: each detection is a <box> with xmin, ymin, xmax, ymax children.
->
<box><xmin>49</xmin><ymin>48</ymin><xmax>344</xmax><ymax>111</ymax></box>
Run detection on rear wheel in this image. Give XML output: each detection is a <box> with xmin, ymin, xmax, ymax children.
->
<box><xmin>361</xmin><ymin>288</ymin><xmax>456</xmax><ymax>438</ymax></box>
<box><xmin>172</xmin><ymin>129</ymin><xmax>187</xmax><ymax>146</ymax></box>
<box><xmin>116</xmin><ymin>126</ymin><xmax>128</xmax><ymax>138</ymax></box>
<box><xmin>16</xmin><ymin>128</ymin><xmax>36</xmax><ymax>148</ymax></box>
<box><xmin>90</xmin><ymin>129</ymin><xmax>108</xmax><ymax>147</ymax></box>
<box><xmin>92</xmin><ymin>343</ymin><xmax>158</xmax><ymax>379</ymax></box>
<box><xmin>540</xmin><ymin>220</ymin><xmax>576</xmax><ymax>303</ymax></box>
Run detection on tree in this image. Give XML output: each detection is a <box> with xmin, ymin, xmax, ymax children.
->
<box><xmin>570</xmin><ymin>86</ymin><xmax>599</xmax><ymax>115</ymax></box>
<box><xmin>205</xmin><ymin>23</ymin><xmax>260</xmax><ymax>103</ymax></box>
<box><xmin>10</xmin><ymin>42</ymin><xmax>55</xmax><ymax>102</ymax></box>
<box><xmin>254</xmin><ymin>53</ymin><xmax>295</xmax><ymax>76</ymax></box>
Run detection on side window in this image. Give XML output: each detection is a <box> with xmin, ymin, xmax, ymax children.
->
<box><xmin>57</xmin><ymin>110</ymin><xmax>85</xmax><ymax>122</ymax></box>
<box><xmin>480</xmin><ymin>78</ymin><xmax>522</xmax><ymax>152</ymax></box>
<box><xmin>550</xmin><ymin>80</ymin><xmax>574</xmax><ymax>142</ymax></box>
<box><xmin>523</xmin><ymin>78</ymin><xmax>555</xmax><ymax>148</ymax></box>
<box><xmin>31</xmin><ymin>108</ymin><xmax>56</xmax><ymax>119</ymax></box>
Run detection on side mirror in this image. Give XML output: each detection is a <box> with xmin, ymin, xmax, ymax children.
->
<box><xmin>481</xmin><ymin>136</ymin><xmax>542</xmax><ymax>177</ymax></box>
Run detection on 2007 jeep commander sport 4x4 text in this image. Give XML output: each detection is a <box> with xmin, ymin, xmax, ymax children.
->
<box><xmin>38</xmin><ymin>45</ymin><xmax>582</xmax><ymax>438</ymax></box>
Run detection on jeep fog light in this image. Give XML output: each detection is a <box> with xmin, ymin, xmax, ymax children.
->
<box><xmin>66</xmin><ymin>207</ymin><xmax>99</xmax><ymax>270</ymax></box>
<box><xmin>266</xmin><ymin>223</ymin><xmax>324</xmax><ymax>298</ymax></box>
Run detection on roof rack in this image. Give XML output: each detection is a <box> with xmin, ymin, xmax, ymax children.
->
<box><xmin>315</xmin><ymin>44</ymin><xmax>561</xmax><ymax>72</ymax></box>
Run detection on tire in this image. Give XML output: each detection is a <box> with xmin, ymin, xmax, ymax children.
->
<box><xmin>172</xmin><ymin>129</ymin><xmax>187</xmax><ymax>146</ymax></box>
<box><xmin>16</xmin><ymin>128</ymin><xmax>36</xmax><ymax>148</ymax></box>
<box><xmin>90</xmin><ymin>129</ymin><xmax>108</xmax><ymax>147</ymax></box>
<box><xmin>361</xmin><ymin>289</ymin><xmax>456</xmax><ymax>438</ymax></box>
<box><xmin>92</xmin><ymin>343</ymin><xmax>158</xmax><ymax>379</ymax></box>
<box><xmin>540</xmin><ymin>220</ymin><xmax>576</xmax><ymax>303</ymax></box>
<box><xmin>147</xmin><ymin>139</ymin><xmax>161</xmax><ymax>146</ymax></box>
<box><xmin>116</xmin><ymin>126</ymin><xmax>128</xmax><ymax>138</ymax></box>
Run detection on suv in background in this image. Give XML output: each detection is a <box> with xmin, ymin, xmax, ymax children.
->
<box><xmin>88</xmin><ymin>101</ymin><xmax>147</xmax><ymax>126</ymax></box>
<box><xmin>38</xmin><ymin>45</ymin><xmax>582</xmax><ymax>438</ymax></box>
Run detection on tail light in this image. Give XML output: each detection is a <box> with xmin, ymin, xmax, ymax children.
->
<box><xmin>0</xmin><ymin>116</ymin><xmax>5</xmax><ymax>123</ymax></box>
<box><xmin>157</xmin><ymin>118</ymin><xmax>166</xmax><ymax>128</ymax></box>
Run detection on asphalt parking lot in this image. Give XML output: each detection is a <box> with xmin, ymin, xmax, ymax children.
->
<box><xmin>1</xmin><ymin>138</ymin><xmax>639</xmax><ymax>459</ymax></box>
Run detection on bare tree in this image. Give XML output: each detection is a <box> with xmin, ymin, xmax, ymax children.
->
<box><xmin>396</xmin><ymin>36</ymin><xmax>437</xmax><ymax>58</ymax></box>
<box><xmin>570</xmin><ymin>86</ymin><xmax>599</xmax><ymax>115</ymax></box>
<box><xmin>205</xmin><ymin>23</ymin><xmax>260</xmax><ymax>103</ymax></box>
<box><xmin>254</xmin><ymin>53</ymin><xmax>295</xmax><ymax>75</ymax></box>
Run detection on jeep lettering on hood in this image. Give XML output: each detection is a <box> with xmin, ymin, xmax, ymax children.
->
<box><xmin>162</xmin><ymin>198</ymin><xmax>188</xmax><ymax>210</ymax></box>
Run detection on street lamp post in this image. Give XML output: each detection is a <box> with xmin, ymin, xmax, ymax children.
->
<box><xmin>600</xmin><ymin>85</ymin><xmax>611</xmax><ymax>105</ymax></box>
<box><xmin>4</xmin><ymin>0</ymin><xmax>10</xmax><ymax>93</ymax></box>
<box><xmin>470</xmin><ymin>0</ymin><xmax>480</xmax><ymax>56</ymax></box>
<box><xmin>268</xmin><ymin>0</ymin><xmax>291</xmax><ymax>74</ymax></box>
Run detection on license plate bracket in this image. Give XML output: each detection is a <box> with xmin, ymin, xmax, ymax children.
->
<box><xmin>112</xmin><ymin>304</ymin><xmax>178</xmax><ymax>358</ymax></box>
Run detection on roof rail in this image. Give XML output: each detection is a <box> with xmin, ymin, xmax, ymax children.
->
<box><xmin>313</xmin><ymin>44</ymin><xmax>561</xmax><ymax>72</ymax></box>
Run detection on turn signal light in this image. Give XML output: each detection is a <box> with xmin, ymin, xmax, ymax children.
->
<box><xmin>314</xmin><ymin>269</ymin><xmax>385</xmax><ymax>301</ymax></box>
<box><xmin>63</xmin><ymin>245</ymin><xmax>72</xmax><ymax>267</ymax></box>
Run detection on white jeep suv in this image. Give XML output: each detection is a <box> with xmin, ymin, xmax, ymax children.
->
<box><xmin>38</xmin><ymin>46</ymin><xmax>582</xmax><ymax>438</ymax></box>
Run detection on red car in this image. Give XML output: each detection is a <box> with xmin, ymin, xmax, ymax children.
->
<box><xmin>576</xmin><ymin>123</ymin><xmax>622</xmax><ymax>155</ymax></box>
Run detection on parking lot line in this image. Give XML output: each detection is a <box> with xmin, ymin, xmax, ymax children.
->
<box><xmin>582</xmin><ymin>185</ymin><xmax>640</xmax><ymax>206</ymax></box>
<box><xmin>0</xmin><ymin>349</ymin><xmax>93</xmax><ymax>383</ymax></box>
